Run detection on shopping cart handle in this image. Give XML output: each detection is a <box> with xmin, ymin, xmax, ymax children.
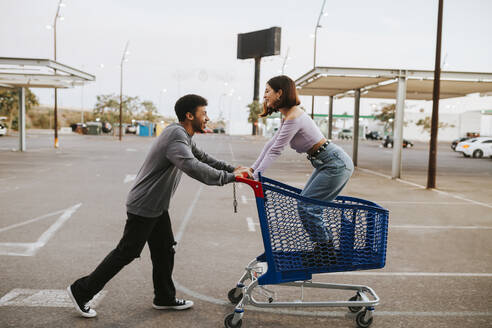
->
<box><xmin>235</xmin><ymin>175</ymin><xmax>264</xmax><ymax>198</ymax></box>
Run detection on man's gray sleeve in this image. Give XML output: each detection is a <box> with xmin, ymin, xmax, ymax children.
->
<box><xmin>191</xmin><ymin>142</ymin><xmax>235</xmax><ymax>173</ymax></box>
<box><xmin>167</xmin><ymin>139</ymin><xmax>235</xmax><ymax>186</ymax></box>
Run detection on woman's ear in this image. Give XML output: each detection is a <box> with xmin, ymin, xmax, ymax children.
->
<box><xmin>277</xmin><ymin>89</ymin><xmax>283</xmax><ymax>98</ymax></box>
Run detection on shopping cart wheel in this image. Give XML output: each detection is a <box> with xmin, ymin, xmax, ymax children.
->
<box><xmin>355</xmin><ymin>310</ymin><xmax>373</xmax><ymax>328</ymax></box>
<box><xmin>224</xmin><ymin>313</ymin><xmax>242</xmax><ymax>328</ymax></box>
<box><xmin>227</xmin><ymin>288</ymin><xmax>243</xmax><ymax>304</ymax></box>
<box><xmin>348</xmin><ymin>295</ymin><xmax>363</xmax><ymax>313</ymax></box>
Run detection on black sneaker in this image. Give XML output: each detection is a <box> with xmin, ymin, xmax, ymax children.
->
<box><xmin>152</xmin><ymin>298</ymin><xmax>194</xmax><ymax>310</ymax></box>
<box><xmin>66</xmin><ymin>285</ymin><xmax>97</xmax><ymax>318</ymax></box>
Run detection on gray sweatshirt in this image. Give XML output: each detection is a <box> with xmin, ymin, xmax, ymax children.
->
<box><xmin>126</xmin><ymin>123</ymin><xmax>236</xmax><ymax>217</ymax></box>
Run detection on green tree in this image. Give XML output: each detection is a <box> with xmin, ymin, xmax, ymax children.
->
<box><xmin>247</xmin><ymin>100</ymin><xmax>262</xmax><ymax>135</ymax></box>
<box><xmin>416</xmin><ymin>116</ymin><xmax>455</xmax><ymax>133</ymax></box>
<box><xmin>93</xmin><ymin>94</ymin><xmax>140</xmax><ymax>123</ymax></box>
<box><xmin>138</xmin><ymin>100</ymin><xmax>160</xmax><ymax>122</ymax></box>
<box><xmin>0</xmin><ymin>88</ymin><xmax>39</xmax><ymax>131</ymax></box>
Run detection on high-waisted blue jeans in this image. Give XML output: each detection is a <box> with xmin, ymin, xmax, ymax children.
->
<box><xmin>298</xmin><ymin>143</ymin><xmax>354</xmax><ymax>244</ymax></box>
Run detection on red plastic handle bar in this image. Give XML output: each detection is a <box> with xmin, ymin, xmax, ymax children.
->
<box><xmin>235</xmin><ymin>175</ymin><xmax>264</xmax><ymax>198</ymax></box>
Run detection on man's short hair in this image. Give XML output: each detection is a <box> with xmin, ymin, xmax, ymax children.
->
<box><xmin>174</xmin><ymin>94</ymin><xmax>208</xmax><ymax>122</ymax></box>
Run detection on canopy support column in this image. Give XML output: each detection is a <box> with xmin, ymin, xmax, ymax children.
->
<box><xmin>392</xmin><ymin>73</ymin><xmax>407</xmax><ymax>179</ymax></box>
<box><xmin>328</xmin><ymin>95</ymin><xmax>333</xmax><ymax>139</ymax></box>
<box><xmin>352</xmin><ymin>89</ymin><xmax>360</xmax><ymax>166</ymax></box>
<box><xmin>18</xmin><ymin>87</ymin><xmax>26</xmax><ymax>152</ymax></box>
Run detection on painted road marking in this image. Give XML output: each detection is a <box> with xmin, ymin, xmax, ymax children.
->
<box><xmin>246</xmin><ymin>217</ymin><xmax>259</xmax><ymax>232</ymax></box>
<box><xmin>228</xmin><ymin>143</ymin><xmax>236</xmax><ymax>162</ymax></box>
<box><xmin>241</xmin><ymin>195</ymin><xmax>247</xmax><ymax>204</ymax></box>
<box><xmin>332</xmin><ymin>272</ymin><xmax>492</xmax><ymax>277</ymax></box>
<box><xmin>0</xmin><ymin>289</ymin><xmax>106</xmax><ymax>308</ymax></box>
<box><xmin>175</xmin><ymin>185</ymin><xmax>204</xmax><ymax>243</ymax></box>
<box><xmin>357</xmin><ymin>167</ymin><xmax>492</xmax><ymax>209</ymax></box>
<box><xmin>0</xmin><ymin>203</ymin><xmax>82</xmax><ymax>256</ymax></box>
<box><xmin>377</xmin><ymin>201</ymin><xmax>470</xmax><ymax>205</ymax></box>
<box><xmin>391</xmin><ymin>225</ymin><xmax>492</xmax><ymax>230</ymax></box>
<box><xmin>126</xmin><ymin>148</ymin><xmax>137</xmax><ymax>152</ymax></box>
<box><xmin>174</xmin><ymin>280</ymin><xmax>492</xmax><ymax>317</ymax></box>
<box><xmin>170</xmin><ymin>142</ymin><xmax>492</xmax><ymax>320</ymax></box>
<box><xmin>124</xmin><ymin>174</ymin><xmax>136</xmax><ymax>184</ymax></box>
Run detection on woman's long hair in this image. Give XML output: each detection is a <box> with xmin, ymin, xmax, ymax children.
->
<box><xmin>260</xmin><ymin>75</ymin><xmax>301</xmax><ymax>117</ymax></box>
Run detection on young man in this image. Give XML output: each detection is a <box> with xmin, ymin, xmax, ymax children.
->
<box><xmin>67</xmin><ymin>94</ymin><xmax>251</xmax><ymax>318</ymax></box>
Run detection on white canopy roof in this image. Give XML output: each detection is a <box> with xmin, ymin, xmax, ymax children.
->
<box><xmin>0</xmin><ymin>57</ymin><xmax>95</xmax><ymax>89</ymax></box>
<box><xmin>295</xmin><ymin>67</ymin><xmax>492</xmax><ymax>100</ymax></box>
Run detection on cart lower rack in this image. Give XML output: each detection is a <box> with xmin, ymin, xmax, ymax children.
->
<box><xmin>225</xmin><ymin>175</ymin><xmax>389</xmax><ymax>328</ymax></box>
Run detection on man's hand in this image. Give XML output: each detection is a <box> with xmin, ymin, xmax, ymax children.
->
<box><xmin>234</xmin><ymin>166</ymin><xmax>253</xmax><ymax>179</ymax></box>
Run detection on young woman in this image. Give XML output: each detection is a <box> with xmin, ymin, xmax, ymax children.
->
<box><xmin>250</xmin><ymin>75</ymin><xmax>354</xmax><ymax>257</ymax></box>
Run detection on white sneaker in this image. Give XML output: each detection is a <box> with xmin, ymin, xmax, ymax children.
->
<box><xmin>66</xmin><ymin>286</ymin><xmax>97</xmax><ymax>318</ymax></box>
<box><xmin>152</xmin><ymin>298</ymin><xmax>194</xmax><ymax>310</ymax></box>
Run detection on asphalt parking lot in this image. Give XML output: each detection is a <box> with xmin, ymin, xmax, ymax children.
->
<box><xmin>0</xmin><ymin>132</ymin><xmax>491</xmax><ymax>328</ymax></box>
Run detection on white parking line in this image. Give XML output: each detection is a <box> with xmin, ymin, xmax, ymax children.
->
<box><xmin>246</xmin><ymin>217</ymin><xmax>258</xmax><ymax>232</ymax></box>
<box><xmin>332</xmin><ymin>272</ymin><xmax>492</xmax><ymax>277</ymax></box>
<box><xmin>241</xmin><ymin>195</ymin><xmax>247</xmax><ymax>204</ymax></box>
<box><xmin>377</xmin><ymin>201</ymin><xmax>469</xmax><ymax>205</ymax></box>
<box><xmin>0</xmin><ymin>209</ymin><xmax>66</xmax><ymax>234</ymax></box>
<box><xmin>0</xmin><ymin>203</ymin><xmax>82</xmax><ymax>256</ymax></box>
<box><xmin>391</xmin><ymin>225</ymin><xmax>492</xmax><ymax>230</ymax></box>
<box><xmin>228</xmin><ymin>143</ymin><xmax>236</xmax><ymax>162</ymax></box>
<box><xmin>173</xmin><ymin>280</ymin><xmax>492</xmax><ymax>317</ymax></box>
<box><xmin>0</xmin><ymin>289</ymin><xmax>106</xmax><ymax>308</ymax></box>
<box><xmin>124</xmin><ymin>174</ymin><xmax>136</xmax><ymax>184</ymax></box>
<box><xmin>357</xmin><ymin>167</ymin><xmax>492</xmax><ymax>209</ymax></box>
<box><xmin>172</xmin><ymin>141</ymin><xmax>492</xmax><ymax>319</ymax></box>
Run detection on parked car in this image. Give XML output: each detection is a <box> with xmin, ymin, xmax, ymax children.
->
<box><xmin>483</xmin><ymin>143</ymin><xmax>492</xmax><ymax>158</ymax></box>
<box><xmin>125</xmin><ymin>124</ymin><xmax>137</xmax><ymax>134</ymax></box>
<box><xmin>101</xmin><ymin>122</ymin><xmax>113</xmax><ymax>134</ymax></box>
<box><xmin>338</xmin><ymin>129</ymin><xmax>353</xmax><ymax>140</ymax></box>
<box><xmin>455</xmin><ymin>137</ymin><xmax>492</xmax><ymax>158</ymax></box>
<box><xmin>451</xmin><ymin>137</ymin><xmax>470</xmax><ymax>151</ymax></box>
<box><xmin>213</xmin><ymin>127</ymin><xmax>225</xmax><ymax>134</ymax></box>
<box><xmin>382</xmin><ymin>135</ymin><xmax>413</xmax><ymax>148</ymax></box>
<box><xmin>365</xmin><ymin>131</ymin><xmax>382</xmax><ymax>140</ymax></box>
<box><xmin>0</xmin><ymin>123</ymin><xmax>7</xmax><ymax>136</ymax></box>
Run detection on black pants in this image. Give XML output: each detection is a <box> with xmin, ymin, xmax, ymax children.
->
<box><xmin>72</xmin><ymin>211</ymin><xmax>176</xmax><ymax>305</ymax></box>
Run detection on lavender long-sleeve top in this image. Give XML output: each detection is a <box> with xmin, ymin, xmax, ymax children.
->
<box><xmin>252</xmin><ymin>112</ymin><xmax>325</xmax><ymax>179</ymax></box>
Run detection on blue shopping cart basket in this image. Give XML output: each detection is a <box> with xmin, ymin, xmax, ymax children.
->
<box><xmin>225</xmin><ymin>175</ymin><xmax>389</xmax><ymax>328</ymax></box>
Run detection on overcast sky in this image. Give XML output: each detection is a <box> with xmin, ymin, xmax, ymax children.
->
<box><xmin>1</xmin><ymin>0</ymin><xmax>492</xmax><ymax>121</ymax></box>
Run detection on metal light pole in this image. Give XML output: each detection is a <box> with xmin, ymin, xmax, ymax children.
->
<box><xmin>49</xmin><ymin>0</ymin><xmax>65</xmax><ymax>148</ymax></box>
<box><xmin>159</xmin><ymin>88</ymin><xmax>167</xmax><ymax>116</ymax></box>
<box><xmin>119</xmin><ymin>41</ymin><xmax>130</xmax><ymax>141</ymax></box>
<box><xmin>427</xmin><ymin>0</ymin><xmax>444</xmax><ymax>189</ymax></box>
<box><xmin>311</xmin><ymin>0</ymin><xmax>327</xmax><ymax>119</ymax></box>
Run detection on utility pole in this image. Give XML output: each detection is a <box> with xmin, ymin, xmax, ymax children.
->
<box><xmin>51</xmin><ymin>0</ymin><xmax>64</xmax><ymax>148</ymax></box>
<box><xmin>427</xmin><ymin>0</ymin><xmax>444</xmax><ymax>189</ymax></box>
<box><xmin>119</xmin><ymin>41</ymin><xmax>130</xmax><ymax>141</ymax></box>
<box><xmin>311</xmin><ymin>0</ymin><xmax>327</xmax><ymax>119</ymax></box>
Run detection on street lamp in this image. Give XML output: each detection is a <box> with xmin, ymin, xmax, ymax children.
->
<box><xmin>119</xmin><ymin>41</ymin><xmax>130</xmax><ymax>141</ymax></box>
<box><xmin>159</xmin><ymin>88</ymin><xmax>167</xmax><ymax>117</ymax></box>
<box><xmin>311</xmin><ymin>0</ymin><xmax>327</xmax><ymax>119</ymax></box>
<box><xmin>47</xmin><ymin>0</ymin><xmax>65</xmax><ymax>148</ymax></box>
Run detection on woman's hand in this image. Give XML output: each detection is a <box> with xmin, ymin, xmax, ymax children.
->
<box><xmin>234</xmin><ymin>166</ymin><xmax>253</xmax><ymax>179</ymax></box>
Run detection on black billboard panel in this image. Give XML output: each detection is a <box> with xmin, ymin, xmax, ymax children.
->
<box><xmin>237</xmin><ymin>27</ymin><xmax>281</xmax><ymax>59</ymax></box>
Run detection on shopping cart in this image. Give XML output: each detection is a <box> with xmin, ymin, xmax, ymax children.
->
<box><xmin>224</xmin><ymin>175</ymin><xmax>389</xmax><ymax>328</ymax></box>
